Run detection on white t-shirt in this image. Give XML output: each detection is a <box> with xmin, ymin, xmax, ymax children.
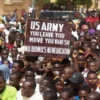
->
<box><xmin>96</xmin><ymin>87</ymin><xmax>100</xmax><ymax>93</ymax></box>
<box><xmin>29</xmin><ymin>7</ymin><xmax>33</xmax><ymax>13</ymax></box>
<box><xmin>17</xmin><ymin>90</ymin><xmax>43</xmax><ymax>100</ymax></box>
<box><xmin>97</xmin><ymin>24</ymin><xmax>100</xmax><ymax>31</ymax></box>
<box><xmin>3</xmin><ymin>29</ymin><xmax>10</xmax><ymax>43</ymax></box>
<box><xmin>0</xmin><ymin>23</ymin><xmax>5</xmax><ymax>28</ymax></box>
<box><xmin>72</xmin><ymin>31</ymin><xmax>79</xmax><ymax>40</ymax></box>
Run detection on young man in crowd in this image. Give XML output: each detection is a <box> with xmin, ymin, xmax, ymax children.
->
<box><xmin>17</xmin><ymin>79</ymin><xmax>43</xmax><ymax>100</ymax></box>
<box><xmin>0</xmin><ymin>71</ymin><xmax>17</xmax><ymax>100</ymax></box>
<box><xmin>86</xmin><ymin>71</ymin><xmax>100</xmax><ymax>93</ymax></box>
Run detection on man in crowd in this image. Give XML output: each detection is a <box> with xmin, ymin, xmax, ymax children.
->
<box><xmin>0</xmin><ymin>71</ymin><xmax>17</xmax><ymax>100</ymax></box>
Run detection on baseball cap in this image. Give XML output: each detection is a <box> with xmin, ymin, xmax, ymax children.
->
<box><xmin>68</xmin><ymin>72</ymin><xmax>84</xmax><ymax>84</ymax></box>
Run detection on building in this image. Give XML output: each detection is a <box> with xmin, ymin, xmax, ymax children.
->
<box><xmin>0</xmin><ymin>0</ymin><xmax>43</xmax><ymax>18</ymax></box>
<box><xmin>0</xmin><ymin>0</ymin><xmax>31</xmax><ymax>17</ymax></box>
<box><xmin>0</xmin><ymin>0</ymin><xmax>100</xmax><ymax>18</ymax></box>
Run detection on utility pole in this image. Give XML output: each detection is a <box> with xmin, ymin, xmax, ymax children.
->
<box><xmin>95</xmin><ymin>0</ymin><xmax>98</xmax><ymax>10</ymax></box>
<box><xmin>32</xmin><ymin>0</ymin><xmax>35</xmax><ymax>8</ymax></box>
<box><xmin>31</xmin><ymin>0</ymin><xmax>35</xmax><ymax>18</ymax></box>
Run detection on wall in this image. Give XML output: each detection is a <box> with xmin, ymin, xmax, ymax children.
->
<box><xmin>0</xmin><ymin>0</ymin><xmax>4</xmax><ymax>15</ymax></box>
<box><xmin>0</xmin><ymin>0</ymin><xmax>31</xmax><ymax>18</ymax></box>
<box><xmin>0</xmin><ymin>0</ymin><xmax>43</xmax><ymax>18</ymax></box>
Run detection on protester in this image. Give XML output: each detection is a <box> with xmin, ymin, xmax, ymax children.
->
<box><xmin>58</xmin><ymin>87</ymin><xmax>75</xmax><ymax>100</ymax></box>
<box><xmin>0</xmin><ymin>72</ymin><xmax>17</xmax><ymax>100</ymax></box>
<box><xmin>87</xmin><ymin>91</ymin><xmax>100</xmax><ymax>100</ymax></box>
<box><xmin>43</xmin><ymin>90</ymin><xmax>57</xmax><ymax>100</ymax></box>
<box><xmin>9</xmin><ymin>71</ymin><xmax>22</xmax><ymax>91</ymax></box>
<box><xmin>17</xmin><ymin>80</ymin><xmax>43</xmax><ymax>100</ymax></box>
<box><xmin>78</xmin><ymin>85</ymin><xmax>91</xmax><ymax>100</ymax></box>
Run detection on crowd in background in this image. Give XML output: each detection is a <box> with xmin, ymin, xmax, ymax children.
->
<box><xmin>0</xmin><ymin>8</ymin><xmax>100</xmax><ymax>100</ymax></box>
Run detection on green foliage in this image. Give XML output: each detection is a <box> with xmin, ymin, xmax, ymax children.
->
<box><xmin>43</xmin><ymin>0</ymin><xmax>50</xmax><ymax>4</ymax></box>
<box><xmin>56</xmin><ymin>0</ymin><xmax>67</xmax><ymax>6</ymax></box>
<box><xmin>74</xmin><ymin>0</ymin><xmax>92</xmax><ymax>8</ymax></box>
<box><xmin>74</xmin><ymin>0</ymin><xmax>81</xmax><ymax>5</ymax></box>
<box><xmin>85</xmin><ymin>0</ymin><xmax>92</xmax><ymax>8</ymax></box>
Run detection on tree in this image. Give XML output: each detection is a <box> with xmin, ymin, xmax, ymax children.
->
<box><xmin>57</xmin><ymin>0</ymin><xmax>72</xmax><ymax>10</ymax></box>
<box><xmin>75</xmin><ymin>0</ymin><xmax>92</xmax><ymax>9</ymax></box>
<box><xmin>85</xmin><ymin>0</ymin><xmax>92</xmax><ymax>10</ymax></box>
<box><xmin>43</xmin><ymin>0</ymin><xmax>50</xmax><ymax>4</ymax></box>
<box><xmin>57</xmin><ymin>0</ymin><xmax>66</xmax><ymax>6</ymax></box>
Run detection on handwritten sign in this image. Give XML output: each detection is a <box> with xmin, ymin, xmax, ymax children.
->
<box><xmin>25</xmin><ymin>19</ymin><xmax>71</xmax><ymax>58</ymax></box>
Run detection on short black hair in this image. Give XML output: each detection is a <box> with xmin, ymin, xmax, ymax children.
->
<box><xmin>43</xmin><ymin>76</ymin><xmax>54</xmax><ymax>85</ymax></box>
<box><xmin>79</xmin><ymin>85</ymin><xmax>91</xmax><ymax>93</ymax></box>
<box><xmin>25</xmin><ymin>67</ymin><xmax>35</xmax><ymax>77</ymax></box>
<box><xmin>87</xmin><ymin>91</ymin><xmax>100</xmax><ymax>100</ymax></box>
<box><xmin>61</xmin><ymin>58</ymin><xmax>70</xmax><ymax>65</ymax></box>
<box><xmin>85</xmin><ymin>54</ymin><xmax>95</xmax><ymax>60</ymax></box>
<box><xmin>25</xmin><ymin>67</ymin><xmax>34</xmax><ymax>73</ymax></box>
<box><xmin>61</xmin><ymin>87</ymin><xmax>74</xmax><ymax>98</ymax></box>
<box><xmin>13</xmin><ymin>60</ymin><xmax>24</xmax><ymax>68</ymax></box>
<box><xmin>87</xmin><ymin>71</ymin><xmax>97</xmax><ymax>78</ymax></box>
<box><xmin>43</xmin><ymin>90</ymin><xmax>57</xmax><ymax>100</ymax></box>
<box><xmin>78</xmin><ymin>53</ymin><xmax>85</xmax><ymax>57</ymax></box>
<box><xmin>2</xmin><ymin>59</ymin><xmax>10</xmax><ymax>64</ymax></box>
<box><xmin>51</xmin><ymin>60</ymin><xmax>61</xmax><ymax>65</ymax></box>
<box><xmin>24</xmin><ymin>80</ymin><xmax>36</xmax><ymax>89</ymax></box>
<box><xmin>10</xmin><ymin>71</ymin><xmax>22</xmax><ymax>80</ymax></box>
<box><xmin>45</xmin><ymin>84</ymin><xmax>57</xmax><ymax>92</ymax></box>
<box><xmin>88</xmin><ymin>61</ymin><xmax>96</xmax><ymax>67</ymax></box>
<box><xmin>1</xmin><ymin>49</ymin><xmax>9</xmax><ymax>53</ymax></box>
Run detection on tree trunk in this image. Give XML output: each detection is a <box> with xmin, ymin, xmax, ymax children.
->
<box><xmin>66</xmin><ymin>0</ymin><xmax>72</xmax><ymax>10</ymax></box>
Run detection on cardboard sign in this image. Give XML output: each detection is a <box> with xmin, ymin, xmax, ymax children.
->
<box><xmin>25</xmin><ymin>19</ymin><xmax>71</xmax><ymax>58</ymax></box>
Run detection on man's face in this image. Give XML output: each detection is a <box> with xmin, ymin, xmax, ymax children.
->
<box><xmin>79</xmin><ymin>90</ymin><xmax>89</xmax><ymax>100</ymax></box>
<box><xmin>87</xmin><ymin>93</ymin><xmax>100</xmax><ymax>100</ymax></box>
<box><xmin>16</xmin><ymin>38</ymin><xmax>21</xmax><ymax>46</ymax></box>
<box><xmin>9</xmin><ymin>74</ymin><xmax>19</xmax><ymax>87</ymax></box>
<box><xmin>34</xmin><ymin>61</ymin><xmax>42</xmax><ymax>72</ymax></box>
<box><xmin>21</xmin><ymin>81</ymin><xmax>33</xmax><ymax>97</ymax></box>
<box><xmin>88</xmin><ymin>62</ymin><xmax>98</xmax><ymax>72</ymax></box>
<box><xmin>83</xmin><ymin>43</ymin><xmax>89</xmax><ymax>51</ymax></box>
<box><xmin>52</xmin><ymin>64</ymin><xmax>62</xmax><ymax>76</ymax></box>
<box><xmin>2</xmin><ymin>50</ymin><xmax>8</xmax><ymax>60</ymax></box>
<box><xmin>91</xmin><ymin>42</ymin><xmax>97</xmax><ymax>50</ymax></box>
<box><xmin>18</xmin><ymin>55</ymin><xmax>25</xmax><ymax>61</ymax></box>
<box><xmin>77</xmin><ymin>55</ymin><xmax>85</xmax><ymax>67</ymax></box>
<box><xmin>85</xmin><ymin>33</ymin><xmax>91</xmax><ymax>40</ymax></box>
<box><xmin>87</xmin><ymin>74</ymin><xmax>98</xmax><ymax>86</ymax></box>
<box><xmin>80</xmin><ymin>36</ymin><xmax>85</xmax><ymax>44</ymax></box>
<box><xmin>0</xmin><ymin>77</ymin><xmax>5</xmax><ymax>93</ymax></box>
<box><xmin>39</xmin><ymin>80</ymin><xmax>49</xmax><ymax>93</ymax></box>
<box><xmin>95</xmin><ymin>61</ymin><xmax>100</xmax><ymax>69</ymax></box>
<box><xmin>72</xmin><ymin>42</ymin><xmax>78</xmax><ymax>49</ymax></box>
<box><xmin>24</xmin><ymin>71</ymin><xmax>34</xmax><ymax>80</ymax></box>
<box><xmin>11</xmin><ymin>47</ymin><xmax>18</xmax><ymax>57</ymax></box>
<box><xmin>62</xmin><ymin>69</ymin><xmax>73</xmax><ymax>80</ymax></box>
<box><xmin>12</xmin><ymin>63</ymin><xmax>21</xmax><ymax>73</ymax></box>
<box><xmin>58</xmin><ymin>92</ymin><xmax>70</xmax><ymax>100</ymax></box>
<box><xmin>77</xmin><ymin>55</ymin><xmax>85</xmax><ymax>72</ymax></box>
<box><xmin>85</xmin><ymin>47</ymin><xmax>92</xmax><ymax>54</ymax></box>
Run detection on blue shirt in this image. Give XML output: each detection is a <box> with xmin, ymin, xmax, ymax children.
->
<box><xmin>0</xmin><ymin>64</ymin><xmax>10</xmax><ymax>81</ymax></box>
<box><xmin>75</xmin><ymin>96</ymin><xmax>79</xmax><ymax>100</ymax></box>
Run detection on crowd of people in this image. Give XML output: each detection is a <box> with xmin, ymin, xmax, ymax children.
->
<box><xmin>0</xmin><ymin>8</ymin><xmax>100</xmax><ymax>100</ymax></box>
